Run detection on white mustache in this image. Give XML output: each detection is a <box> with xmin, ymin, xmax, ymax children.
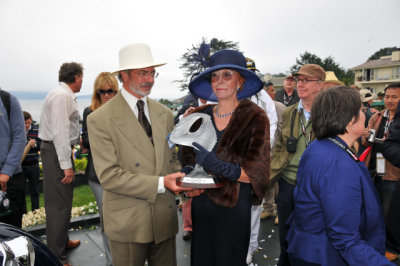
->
<box><xmin>140</xmin><ymin>82</ymin><xmax>153</xmax><ymax>88</ymax></box>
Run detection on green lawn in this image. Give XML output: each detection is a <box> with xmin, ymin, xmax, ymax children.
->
<box><xmin>25</xmin><ymin>185</ymin><xmax>95</xmax><ymax>212</ymax></box>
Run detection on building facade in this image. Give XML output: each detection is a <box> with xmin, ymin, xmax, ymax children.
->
<box><xmin>351</xmin><ymin>51</ymin><xmax>400</xmax><ymax>94</ymax></box>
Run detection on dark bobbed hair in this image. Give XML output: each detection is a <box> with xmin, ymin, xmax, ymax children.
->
<box><xmin>23</xmin><ymin>111</ymin><xmax>31</xmax><ymax>121</ymax></box>
<box><xmin>59</xmin><ymin>62</ymin><xmax>84</xmax><ymax>83</ymax></box>
<box><xmin>385</xmin><ymin>82</ymin><xmax>400</xmax><ymax>92</ymax></box>
<box><xmin>312</xmin><ymin>86</ymin><xmax>361</xmax><ymax>140</ymax></box>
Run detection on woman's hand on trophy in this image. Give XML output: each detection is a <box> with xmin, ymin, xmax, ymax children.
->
<box><xmin>180</xmin><ymin>165</ymin><xmax>195</xmax><ymax>175</ymax></box>
<box><xmin>192</xmin><ymin>142</ymin><xmax>241</xmax><ymax>181</ymax></box>
<box><xmin>183</xmin><ymin>107</ymin><xmax>195</xmax><ymax>117</ymax></box>
<box><xmin>192</xmin><ymin>142</ymin><xmax>210</xmax><ymax>165</ymax></box>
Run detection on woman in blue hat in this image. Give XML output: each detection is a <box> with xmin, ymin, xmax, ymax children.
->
<box><xmin>181</xmin><ymin>49</ymin><xmax>270</xmax><ymax>265</ymax></box>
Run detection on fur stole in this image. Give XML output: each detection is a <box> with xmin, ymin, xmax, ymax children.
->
<box><xmin>181</xmin><ymin>99</ymin><xmax>270</xmax><ymax>207</ymax></box>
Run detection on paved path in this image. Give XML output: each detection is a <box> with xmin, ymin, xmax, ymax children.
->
<box><xmin>35</xmin><ymin>209</ymin><xmax>399</xmax><ymax>266</ymax></box>
<box><xmin>35</xmin><ymin>210</ymin><xmax>279</xmax><ymax>266</ymax></box>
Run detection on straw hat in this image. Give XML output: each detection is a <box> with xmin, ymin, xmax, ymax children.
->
<box><xmin>189</xmin><ymin>50</ymin><xmax>263</xmax><ymax>102</ymax></box>
<box><xmin>112</xmin><ymin>43</ymin><xmax>166</xmax><ymax>75</ymax></box>
<box><xmin>325</xmin><ymin>71</ymin><xmax>344</xmax><ymax>86</ymax></box>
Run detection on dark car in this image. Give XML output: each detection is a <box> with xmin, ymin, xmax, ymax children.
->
<box><xmin>0</xmin><ymin>222</ymin><xmax>62</xmax><ymax>266</ymax></box>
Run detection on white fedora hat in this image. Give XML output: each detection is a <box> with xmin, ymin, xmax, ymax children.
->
<box><xmin>112</xmin><ymin>43</ymin><xmax>166</xmax><ymax>75</ymax></box>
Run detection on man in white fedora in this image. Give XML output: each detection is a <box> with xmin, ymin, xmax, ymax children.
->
<box><xmin>87</xmin><ymin>43</ymin><xmax>190</xmax><ymax>266</ymax></box>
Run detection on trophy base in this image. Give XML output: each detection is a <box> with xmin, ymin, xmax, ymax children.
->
<box><xmin>176</xmin><ymin>176</ymin><xmax>223</xmax><ymax>189</ymax></box>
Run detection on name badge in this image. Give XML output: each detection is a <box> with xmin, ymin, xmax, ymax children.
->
<box><xmin>376</xmin><ymin>152</ymin><xmax>385</xmax><ymax>175</ymax></box>
<box><xmin>166</xmin><ymin>132</ymin><xmax>175</xmax><ymax>149</ymax></box>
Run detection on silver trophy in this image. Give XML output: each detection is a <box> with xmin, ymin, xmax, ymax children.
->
<box><xmin>170</xmin><ymin>113</ymin><xmax>223</xmax><ymax>188</ymax></box>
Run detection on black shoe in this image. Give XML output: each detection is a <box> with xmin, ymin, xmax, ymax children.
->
<box><xmin>183</xmin><ymin>231</ymin><xmax>192</xmax><ymax>241</ymax></box>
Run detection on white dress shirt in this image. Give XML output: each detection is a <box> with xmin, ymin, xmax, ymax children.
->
<box><xmin>121</xmin><ymin>88</ymin><xmax>151</xmax><ymax>124</ymax></box>
<box><xmin>120</xmin><ymin>88</ymin><xmax>166</xmax><ymax>193</ymax></box>
<box><xmin>250</xmin><ymin>89</ymin><xmax>278</xmax><ymax>148</ymax></box>
<box><xmin>297</xmin><ymin>100</ymin><xmax>311</xmax><ymax>123</ymax></box>
<box><xmin>38</xmin><ymin>82</ymin><xmax>80</xmax><ymax>169</ymax></box>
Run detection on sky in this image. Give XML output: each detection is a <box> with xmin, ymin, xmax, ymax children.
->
<box><xmin>0</xmin><ymin>0</ymin><xmax>399</xmax><ymax>100</ymax></box>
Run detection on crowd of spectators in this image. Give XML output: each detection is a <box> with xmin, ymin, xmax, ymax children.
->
<box><xmin>1</xmin><ymin>44</ymin><xmax>399</xmax><ymax>266</ymax></box>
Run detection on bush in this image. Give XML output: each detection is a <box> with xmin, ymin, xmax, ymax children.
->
<box><xmin>74</xmin><ymin>158</ymin><xmax>87</xmax><ymax>173</ymax></box>
<box><xmin>39</xmin><ymin>158</ymin><xmax>88</xmax><ymax>177</ymax></box>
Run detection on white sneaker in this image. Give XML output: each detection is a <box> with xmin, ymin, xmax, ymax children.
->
<box><xmin>246</xmin><ymin>252</ymin><xmax>253</xmax><ymax>264</ymax></box>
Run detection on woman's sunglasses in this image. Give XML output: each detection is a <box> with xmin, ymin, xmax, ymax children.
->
<box><xmin>97</xmin><ymin>88</ymin><xmax>116</xmax><ymax>95</ymax></box>
<box><xmin>210</xmin><ymin>70</ymin><xmax>237</xmax><ymax>82</ymax></box>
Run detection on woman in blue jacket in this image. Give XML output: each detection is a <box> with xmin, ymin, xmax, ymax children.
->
<box><xmin>286</xmin><ymin>86</ymin><xmax>394</xmax><ymax>265</ymax></box>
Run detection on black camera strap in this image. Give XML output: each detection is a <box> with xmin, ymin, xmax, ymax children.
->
<box><xmin>328</xmin><ymin>137</ymin><xmax>359</xmax><ymax>162</ymax></box>
<box><xmin>383</xmin><ymin>116</ymin><xmax>391</xmax><ymax>137</ymax></box>
<box><xmin>290</xmin><ymin>108</ymin><xmax>297</xmax><ymax>138</ymax></box>
<box><xmin>289</xmin><ymin>108</ymin><xmax>312</xmax><ymax>147</ymax></box>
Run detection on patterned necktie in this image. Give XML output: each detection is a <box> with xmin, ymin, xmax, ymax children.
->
<box><xmin>137</xmin><ymin>100</ymin><xmax>153</xmax><ymax>144</ymax></box>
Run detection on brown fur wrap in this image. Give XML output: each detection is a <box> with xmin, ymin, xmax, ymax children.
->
<box><xmin>181</xmin><ymin>99</ymin><xmax>270</xmax><ymax>207</ymax></box>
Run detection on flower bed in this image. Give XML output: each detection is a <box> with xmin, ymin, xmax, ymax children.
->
<box><xmin>22</xmin><ymin>201</ymin><xmax>98</xmax><ymax>228</ymax></box>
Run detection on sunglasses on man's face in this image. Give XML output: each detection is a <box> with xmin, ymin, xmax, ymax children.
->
<box><xmin>97</xmin><ymin>89</ymin><xmax>116</xmax><ymax>95</ymax></box>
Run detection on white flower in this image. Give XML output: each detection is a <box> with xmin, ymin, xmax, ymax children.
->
<box><xmin>22</xmin><ymin>201</ymin><xmax>99</xmax><ymax>228</ymax></box>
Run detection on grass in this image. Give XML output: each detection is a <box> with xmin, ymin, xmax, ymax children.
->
<box><xmin>25</xmin><ymin>185</ymin><xmax>96</xmax><ymax>213</ymax></box>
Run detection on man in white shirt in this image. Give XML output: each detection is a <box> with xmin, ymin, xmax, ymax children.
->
<box><xmin>246</xmin><ymin>57</ymin><xmax>278</xmax><ymax>264</ymax></box>
<box><xmin>87</xmin><ymin>43</ymin><xmax>190</xmax><ymax>266</ymax></box>
<box><xmin>39</xmin><ymin>62</ymin><xmax>83</xmax><ymax>266</ymax></box>
<box><xmin>261</xmin><ymin>82</ymin><xmax>286</xmax><ymax>222</ymax></box>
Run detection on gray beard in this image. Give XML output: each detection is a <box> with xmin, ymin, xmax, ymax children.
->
<box><xmin>129</xmin><ymin>84</ymin><xmax>151</xmax><ymax>96</ymax></box>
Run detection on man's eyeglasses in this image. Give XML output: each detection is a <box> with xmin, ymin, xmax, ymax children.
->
<box><xmin>294</xmin><ymin>77</ymin><xmax>320</xmax><ymax>84</ymax></box>
<box><xmin>210</xmin><ymin>70</ymin><xmax>237</xmax><ymax>82</ymax></box>
<box><xmin>97</xmin><ymin>89</ymin><xmax>117</xmax><ymax>95</ymax></box>
<box><xmin>133</xmin><ymin>71</ymin><xmax>159</xmax><ymax>79</ymax></box>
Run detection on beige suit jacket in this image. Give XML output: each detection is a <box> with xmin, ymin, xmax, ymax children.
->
<box><xmin>87</xmin><ymin>92</ymin><xmax>181</xmax><ymax>244</ymax></box>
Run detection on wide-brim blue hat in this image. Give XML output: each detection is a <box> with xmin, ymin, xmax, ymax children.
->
<box><xmin>189</xmin><ymin>50</ymin><xmax>263</xmax><ymax>102</ymax></box>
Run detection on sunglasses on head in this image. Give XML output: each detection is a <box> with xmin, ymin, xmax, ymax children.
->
<box><xmin>97</xmin><ymin>88</ymin><xmax>116</xmax><ymax>95</ymax></box>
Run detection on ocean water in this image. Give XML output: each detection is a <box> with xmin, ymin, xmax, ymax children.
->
<box><xmin>19</xmin><ymin>98</ymin><xmax>92</xmax><ymax>123</ymax></box>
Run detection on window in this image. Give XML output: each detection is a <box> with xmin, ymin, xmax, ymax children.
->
<box><xmin>363</xmin><ymin>69</ymin><xmax>374</xmax><ymax>81</ymax></box>
<box><xmin>393</xmin><ymin>66</ymin><xmax>400</xmax><ymax>79</ymax></box>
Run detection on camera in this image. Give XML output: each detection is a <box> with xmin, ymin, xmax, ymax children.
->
<box><xmin>0</xmin><ymin>191</ymin><xmax>10</xmax><ymax>209</ymax></box>
<box><xmin>286</xmin><ymin>136</ymin><xmax>297</xmax><ymax>153</ymax></box>
<box><xmin>367</xmin><ymin>129</ymin><xmax>377</xmax><ymax>143</ymax></box>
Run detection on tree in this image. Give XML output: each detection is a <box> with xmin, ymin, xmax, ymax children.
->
<box><xmin>290</xmin><ymin>51</ymin><xmax>353</xmax><ymax>85</ymax></box>
<box><xmin>175</xmin><ymin>37</ymin><xmax>240</xmax><ymax>91</ymax></box>
<box><xmin>289</xmin><ymin>51</ymin><xmax>323</xmax><ymax>73</ymax></box>
<box><xmin>159</xmin><ymin>99</ymin><xmax>172</xmax><ymax>107</ymax></box>
<box><xmin>367</xmin><ymin>47</ymin><xmax>400</xmax><ymax>61</ymax></box>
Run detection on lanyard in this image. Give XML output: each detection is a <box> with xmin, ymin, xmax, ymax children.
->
<box><xmin>383</xmin><ymin>117</ymin><xmax>392</xmax><ymax>137</ymax></box>
<box><xmin>328</xmin><ymin>138</ymin><xmax>359</xmax><ymax>162</ymax></box>
<box><xmin>284</xmin><ymin>92</ymin><xmax>292</xmax><ymax>105</ymax></box>
<box><xmin>299</xmin><ymin>110</ymin><xmax>312</xmax><ymax>147</ymax></box>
